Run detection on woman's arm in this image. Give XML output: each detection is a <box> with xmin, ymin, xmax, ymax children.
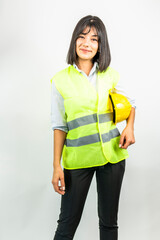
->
<box><xmin>53</xmin><ymin>129</ymin><xmax>67</xmax><ymax>168</ymax></box>
<box><xmin>50</xmin><ymin>79</ymin><xmax>68</xmax><ymax>195</ymax></box>
<box><xmin>51</xmin><ymin>78</ymin><xmax>68</xmax><ymax>132</ymax></box>
<box><xmin>51</xmin><ymin>129</ymin><xmax>67</xmax><ymax>195</ymax></box>
<box><xmin>119</xmin><ymin>107</ymin><xmax>136</xmax><ymax>149</ymax></box>
<box><xmin>112</xmin><ymin>82</ymin><xmax>136</xmax><ymax>149</ymax></box>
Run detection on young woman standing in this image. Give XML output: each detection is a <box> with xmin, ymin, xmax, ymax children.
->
<box><xmin>51</xmin><ymin>15</ymin><xmax>135</xmax><ymax>240</ymax></box>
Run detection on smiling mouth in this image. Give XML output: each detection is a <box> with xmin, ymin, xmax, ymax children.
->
<box><xmin>80</xmin><ymin>49</ymin><xmax>92</xmax><ymax>52</ymax></box>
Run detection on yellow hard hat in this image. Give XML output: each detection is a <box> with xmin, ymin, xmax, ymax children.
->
<box><xmin>108</xmin><ymin>91</ymin><xmax>132</xmax><ymax>124</ymax></box>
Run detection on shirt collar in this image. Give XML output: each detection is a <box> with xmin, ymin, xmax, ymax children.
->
<box><xmin>73</xmin><ymin>61</ymin><xmax>99</xmax><ymax>77</ymax></box>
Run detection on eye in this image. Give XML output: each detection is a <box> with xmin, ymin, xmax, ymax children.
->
<box><xmin>92</xmin><ymin>39</ymin><xmax>98</xmax><ymax>41</ymax></box>
<box><xmin>78</xmin><ymin>35</ymin><xmax>84</xmax><ymax>39</ymax></box>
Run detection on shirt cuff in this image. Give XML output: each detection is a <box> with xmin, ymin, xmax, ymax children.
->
<box><xmin>52</xmin><ymin>126</ymin><xmax>68</xmax><ymax>133</ymax></box>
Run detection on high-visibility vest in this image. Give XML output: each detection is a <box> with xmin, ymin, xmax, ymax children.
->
<box><xmin>51</xmin><ymin>64</ymin><xmax>129</xmax><ymax>169</ymax></box>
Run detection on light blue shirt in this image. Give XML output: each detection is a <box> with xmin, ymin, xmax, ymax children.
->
<box><xmin>51</xmin><ymin>62</ymin><xmax>136</xmax><ymax>132</ymax></box>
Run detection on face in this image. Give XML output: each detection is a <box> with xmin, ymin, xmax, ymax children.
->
<box><xmin>76</xmin><ymin>26</ymin><xmax>99</xmax><ymax>63</ymax></box>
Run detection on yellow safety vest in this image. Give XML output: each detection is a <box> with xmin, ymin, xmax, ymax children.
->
<box><xmin>51</xmin><ymin>64</ymin><xmax>129</xmax><ymax>169</ymax></box>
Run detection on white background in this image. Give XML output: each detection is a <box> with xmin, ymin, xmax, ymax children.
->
<box><xmin>0</xmin><ymin>0</ymin><xmax>160</xmax><ymax>239</ymax></box>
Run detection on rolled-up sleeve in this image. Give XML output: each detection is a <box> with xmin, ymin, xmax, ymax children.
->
<box><xmin>50</xmin><ymin>79</ymin><xmax>68</xmax><ymax>133</ymax></box>
<box><xmin>112</xmin><ymin>82</ymin><xmax>136</xmax><ymax>109</ymax></box>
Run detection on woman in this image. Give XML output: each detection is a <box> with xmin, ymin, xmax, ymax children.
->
<box><xmin>51</xmin><ymin>15</ymin><xmax>135</xmax><ymax>240</ymax></box>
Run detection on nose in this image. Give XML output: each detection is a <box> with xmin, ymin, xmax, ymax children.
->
<box><xmin>82</xmin><ymin>37</ymin><xmax>90</xmax><ymax>47</ymax></box>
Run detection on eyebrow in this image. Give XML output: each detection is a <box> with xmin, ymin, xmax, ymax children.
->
<box><xmin>80</xmin><ymin>33</ymin><xmax>98</xmax><ymax>37</ymax></box>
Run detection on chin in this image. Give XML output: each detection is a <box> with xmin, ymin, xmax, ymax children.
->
<box><xmin>78</xmin><ymin>54</ymin><xmax>94</xmax><ymax>60</ymax></box>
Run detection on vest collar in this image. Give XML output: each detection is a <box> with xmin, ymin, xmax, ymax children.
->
<box><xmin>72</xmin><ymin>61</ymin><xmax>99</xmax><ymax>77</ymax></box>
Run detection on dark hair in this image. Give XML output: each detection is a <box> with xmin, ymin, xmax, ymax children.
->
<box><xmin>66</xmin><ymin>15</ymin><xmax>111</xmax><ymax>72</ymax></box>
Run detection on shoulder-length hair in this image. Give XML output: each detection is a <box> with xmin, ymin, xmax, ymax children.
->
<box><xmin>66</xmin><ymin>15</ymin><xmax>111</xmax><ymax>72</ymax></box>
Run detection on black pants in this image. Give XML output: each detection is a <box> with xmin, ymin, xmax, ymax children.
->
<box><xmin>53</xmin><ymin>159</ymin><xmax>126</xmax><ymax>240</ymax></box>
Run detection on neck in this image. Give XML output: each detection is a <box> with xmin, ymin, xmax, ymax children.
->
<box><xmin>76</xmin><ymin>59</ymin><xmax>94</xmax><ymax>76</ymax></box>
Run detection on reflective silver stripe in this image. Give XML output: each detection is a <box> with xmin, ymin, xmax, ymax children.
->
<box><xmin>64</xmin><ymin>128</ymin><xmax>120</xmax><ymax>147</ymax></box>
<box><xmin>67</xmin><ymin>113</ymin><xmax>113</xmax><ymax>130</ymax></box>
<box><xmin>67</xmin><ymin>114</ymin><xmax>97</xmax><ymax>130</ymax></box>
<box><xmin>101</xmin><ymin>128</ymin><xmax>120</xmax><ymax>143</ymax></box>
<box><xmin>64</xmin><ymin>133</ymin><xmax>100</xmax><ymax>147</ymax></box>
<box><xmin>98</xmin><ymin>113</ymin><xmax>113</xmax><ymax>123</ymax></box>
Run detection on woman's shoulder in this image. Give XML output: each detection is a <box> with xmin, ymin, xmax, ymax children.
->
<box><xmin>50</xmin><ymin>65</ymin><xmax>71</xmax><ymax>84</ymax></box>
<box><xmin>107</xmin><ymin>65</ymin><xmax>119</xmax><ymax>75</ymax></box>
<box><xmin>99</xmin><ymin>65</ymin><xmax>120</xmax><ymax>80</ymax></box>
<box><xmin>107</xmin><ymin>66</ymin><xmax>120</xmax><ymax>82</ymax></box>
<box><xmin>98</xmin><ymin>65</ymin><xmax>119</xmax><ymax>75</ymax></box>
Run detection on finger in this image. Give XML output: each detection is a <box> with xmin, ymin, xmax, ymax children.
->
<box><xmin>124</xmin><ymin>139</ymin><xmax>135</xmax><ymax>148</ymax></box>
<box><xmin>58</xmin><ymin>187</ymin><xmax>65</xmax><ymax>195</ymax></box>
<box><xmin>121</xmin><ymin>139</ymin><xmax>132</xmax><ymax>149</ymax></box>
<box><xmin>121</xmin><ymin>141</ymin><xmax>129</xmax><ymax>149</ymax></box>
<box><xmin>131</xmin><ymin>138</ymin><xmax>135</xmax><ymax>145</ymax></box>
<box><xmin>57</xmin><ymin>187</ymin><xmax>65</xmax><ymax>195</ymax></box>
<box><xmin>53</xmin><ymin>179</ymin><xmax>64</xmax><ymax>195</ymax></box>
<box><xmin>55</xmin><ymin>185</ymin><xmax>65</xmax><ymax>195</ymax></box>
<box><xmin>60</xmin><ymin>176</ymin><xmax>65</xmax><ymax>191</ymax></box>
<box><xmin>119</xmin><ymin>134</ymin><xmax>125</xmax><ymax>148</ymax></box>
<box><xmin>52</xmin><ymin>179</ymin><xmax>59</xmax><ymax>192</ymax></box>
<box><xmin>57</xmin><ymin>177</ymin><xmax>66</xmax><ymax>195</ymax></box>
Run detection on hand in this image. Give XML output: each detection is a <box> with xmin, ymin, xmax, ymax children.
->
<box><xmin>51</xmin><ymin>166</ymin><xmax>65</xmax><ymax>195</ymax></box>
<box><xmin>119</xmin><ymin>126</ymin><xmax>135</xmax><ymax>149</ymax></box>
